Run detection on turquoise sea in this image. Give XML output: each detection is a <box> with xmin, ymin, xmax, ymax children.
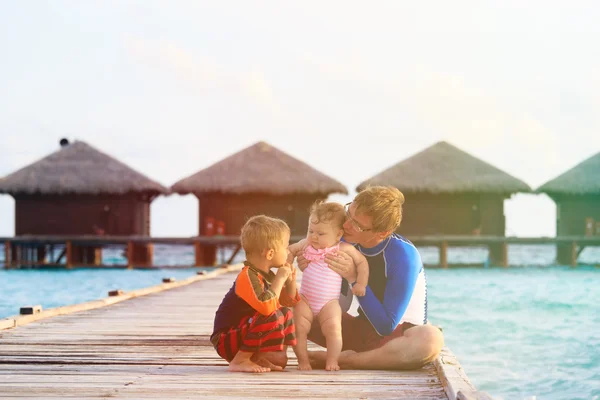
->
<box><xmin>1</xmin><ymin>244</ymin><xmax>599</xmax><ymax>400</ymax></box>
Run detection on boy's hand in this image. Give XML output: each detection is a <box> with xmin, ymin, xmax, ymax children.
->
<box><xmin>284</xmin><ymin>263</ymin><xmax>296</xmax><ymax>284</ymax></box>
<box><xmin>351</xmin><ymin>283</ymin><xmax>366</xmax><ymax>297</ymax></box>
<box><xmin>275</xmin><ymin>264</ymin><xmax>292</xmax><ymax>281</ymax></box>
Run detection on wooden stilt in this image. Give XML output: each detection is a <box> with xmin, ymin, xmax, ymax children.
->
<box><xmin>440</xmin><ymin>241</ymin><xmax>448</xmax><ymax>268</ymax></box>
<box><xmin>127</xmin><ymin>241</ymin><xmax>134</xmax><ymax>269</ymax></box>
<box><xmin>194</xmin><ymin>242</ymin><xmax>203</xmax><ymax>267</ymax></box>
<box><xmin>94</xmin><ymin>248</ymin><xmax>102</xmax><ymax>266</ymax></box>
<box><xmin>570</xmin><ymin>241</ymin><xmax>578</xmax><ymax>267</ymax></box>
<box><xmin>66</xmin><ymin>241</ymin><xmax>73</xmax><ymax>269</ymax></box>
<box><xmin>226</xmin><ymin>244</ymin><xmax>242</xmax><ymax>265</ymax></box>
<box><xmin>501</xmin><ymin>241</ymin><xmax>509</xmax><ymax>268</ymax></box>
<box><xmin>4</xmin><ymin>241</ymin><xmax>10</xmax><ymax>269</ymax></box>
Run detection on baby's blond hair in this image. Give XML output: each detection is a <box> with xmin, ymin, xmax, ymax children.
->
<box><xmin>240</xmin><ymin>215</ymin><xmax>290</xmax><ymax>255</ymax></box>
<box><xmin>309</xmin><ymin>201</ymin><xmax>346</xmax><ymax>230</ymax></box>
<box><xmin>353</xmin><ymin>186</ymin><xmax>405</xmax><ymax>232</ymax></box>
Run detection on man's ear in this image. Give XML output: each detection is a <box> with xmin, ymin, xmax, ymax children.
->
<box><xmin>265</xmin><ymin>248</ymin><xmax>275</xmax><ymax>260</ymax></box>
<box><xmin>376</xmin><ymin>230</ymin><xmax>393</xmax><ymax>241</ymax></box>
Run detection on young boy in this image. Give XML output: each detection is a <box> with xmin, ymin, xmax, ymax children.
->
<box><xmin>210</xmin><ymin>215</ymin><xmax>300</xmax><ymax>373</ymax></box>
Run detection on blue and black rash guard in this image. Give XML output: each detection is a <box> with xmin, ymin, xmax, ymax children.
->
<box><xmin>353</xmin><ymin>234</ymin><xmax>428</xmax><ymax>336</ymax></box>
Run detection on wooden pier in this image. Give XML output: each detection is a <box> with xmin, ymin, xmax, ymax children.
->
<box><xmin>2</xmin><ymin>234</ymin><xmax>600</xmax><ymax>269</ymax></box>
<box><xmin>0</xmin><ymin>264</ymin><xmax>485</xmax><ymax>399</ymax></box>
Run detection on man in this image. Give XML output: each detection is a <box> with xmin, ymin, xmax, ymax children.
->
<box><xmin>302</xmin><ymin>186</ymin><xmax>444</xmax><ymax>370</ymax></box>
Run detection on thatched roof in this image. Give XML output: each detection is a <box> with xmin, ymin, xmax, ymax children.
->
<box><xmin>171</xmin><ymin>141</ymin><xmax>348</xmax><ymax>195</ymax></box>
<box><xmin>356</xmin><ymin>141</ymin><xmax>531</xmax><ymax>194</ymax></box>
<box><xmin>537</xmin><ymin>151</ymin><xmax>600</xmax><ymax>195</ymax></box>
<box><xmin>0</xmin><ymin>141</ymin><xmax>169</xmax><ymax>196</ymax></box>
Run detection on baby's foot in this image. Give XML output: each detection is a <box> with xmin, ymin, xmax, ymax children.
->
<box><xmin>325</xmin><ymin>360</ymin><xmax>340</xmax><ymax>371</ymax></box>
<box><xmin>297</xmin><ymin>361</ymin><xmax>312</xmax><ymax>371</ymax></box>
<box><xmin>228</xmin><ymin>359</ymin><xmax>270</xmax><ymax>373</ymax></box>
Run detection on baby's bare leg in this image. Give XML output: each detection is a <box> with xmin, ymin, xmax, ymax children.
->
<box><xmin>293</xmin><ymin>298</ymin><xmax>314</xmax><ymax>370</ymax></box>
<box><xmin>317</xmin><ymin>300</ymin><xmax>343</xmax><ymax>371</ymax></box>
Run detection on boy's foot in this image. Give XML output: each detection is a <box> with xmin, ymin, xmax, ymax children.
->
<box><xmin>228</xmin><ymin>359</ymin><xmax>270</xmax><ymax>373</ymax></box>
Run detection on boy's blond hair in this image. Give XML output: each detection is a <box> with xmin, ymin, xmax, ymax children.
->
<box><xmin>309</xmin><ymin>201</ymin><xmax>346</xmax><ymax>230</ymax></box>
<box><xmin>240</xmin><ymin>215</ymin><xmax>290</xmax><ymax>255</ymax></box>
<box><xmin>353</xmin><ymin>186</ymin><xmax>405</xmax><ymax>233</ymax></box>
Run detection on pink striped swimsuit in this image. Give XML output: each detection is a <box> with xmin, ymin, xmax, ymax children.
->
<box><xmin>299</xmin><ymin>243</ymin><xmax>342</xmax><ymax>315</ymax></box>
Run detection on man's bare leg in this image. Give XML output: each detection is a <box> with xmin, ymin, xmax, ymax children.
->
<box><xmin>292</xmin><ymin>298</ymin><xmax>314</xmax><ymax>370</ymax></box>
<box><xmin>318</xmin><ymin>300</ymin><xmax>343</xmax><ymax>371</ymax></box>
<box><xmin>252</xmin><ymin>350</ymin><xmax>287</xmax><ymax>371</ymax></box>
<box><xmin>229</xmin><ymin>350</ymin><xmax>270</xmax><ymax>373</ymax></box>
<box><xmin>338</xmin><ymin>324</ymin><xmax>444</xmax><ymax>370</ymax></box>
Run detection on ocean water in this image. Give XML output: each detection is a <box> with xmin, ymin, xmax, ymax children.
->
<box><xmin>1</xmin><ymin>244</ymin><xmax>599</xmax><ymax>400</ymax></box>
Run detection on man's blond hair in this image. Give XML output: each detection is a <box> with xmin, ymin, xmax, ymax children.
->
<box><xmin>240</xmin><ymin>215</ymin><xmax>290</xmax><ymax>255</ymax></box>
<box><xmin>353</xmin><ymin>186</ymin><xmax>405</xmax><ymax>233</ymax></box>
<box><xmin>310</xmin><ymin>201</ymin><xmax>346</xmax><ymax>230</ymax></box>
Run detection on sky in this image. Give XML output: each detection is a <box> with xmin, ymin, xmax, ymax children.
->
<box><xmin>1</xmin><ymin>1</ymin><xmax>599</xmax><ymax>238</ymax></box>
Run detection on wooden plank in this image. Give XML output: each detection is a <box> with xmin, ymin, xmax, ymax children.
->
<box><xmin>1</xmin><ymin>264</ymin><xmax>243</xmax><ymax>331</ymax></box>
<box><xmin>0</xmin><ymin>263</ymin><xmax>462</xmax><ymax>399</ymax></box>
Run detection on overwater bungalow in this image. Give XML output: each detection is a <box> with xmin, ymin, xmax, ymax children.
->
<box><xmin>170</xmin><ymin>141</ymin><xmax>347</xmax><ymax>264</ymax></box>
<box><xmin>0</xmin><ymin>139</ymin><xmax>169</xmax><ymax>267</ymax></box>
<box><xmin>536</xmin><ymin>150</ymin><xmax>600</xmax><ymax>264</ymax></box>
<box><xmin>356</xmin><ymin>141</ymin><xmax>532</xmax><ymax>264</ymax></box>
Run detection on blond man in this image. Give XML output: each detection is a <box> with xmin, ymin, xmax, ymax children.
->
<box><xmin>303</xmin><ymin>186</ymin><xmax>444</xmax><ymax>370</ymax></box>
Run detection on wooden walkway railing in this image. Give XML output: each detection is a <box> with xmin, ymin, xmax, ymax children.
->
<box><xmin>0</xmin><ymin>264</ymin><xmax>486</xmax><ymax>399</ymax></box>
<box><xmin>2</xmin><ymin>234</ymin><xmax>600</xmax><ymax>269</ymax></box>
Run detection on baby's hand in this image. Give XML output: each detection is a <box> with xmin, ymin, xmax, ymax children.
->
<box><xmin>352</xmin><ymin>283</ymin><xmax>366</xmax><ymax>297</ymax></box>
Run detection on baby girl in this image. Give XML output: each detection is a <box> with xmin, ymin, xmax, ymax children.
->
<box><xmin>288</xmin><ymin>201</ymin><xmax>368</xmax><ymax>371</ymax></box>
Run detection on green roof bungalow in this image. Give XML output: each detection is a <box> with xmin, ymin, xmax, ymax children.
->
<box><xmin>356</xmin><ymin>141</ymin><xmax>532</xmax><ymax>264</ymax></box>
<box><xmin>536</xmin><ymin>150</ymin><xmax>600</xmax><ymax>264</ymax></box>
<box><xmin>170</xmin><ymin>141</ymin><xmax>347</xmax><ymax>265</ymax></box>
<box><xmin>0</xmin><ymin>139</ymin><xmax>169</xmax><ymax>267</ymax></box>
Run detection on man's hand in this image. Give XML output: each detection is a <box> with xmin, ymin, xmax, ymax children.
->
<box><xmin>324</xmin><ymin>251</ymin><xmax>357</xmax><ymax>282</ymax></box>
<box><xmin>296</xmin><ymin>253</ymin><xmax>309</xmax><ymax>271</ymax></box>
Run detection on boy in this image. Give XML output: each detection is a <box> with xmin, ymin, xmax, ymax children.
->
<box><xmin>211</xmin><ymin>215</ymin><xmax>300</xmax><ymax>373</ymax></box>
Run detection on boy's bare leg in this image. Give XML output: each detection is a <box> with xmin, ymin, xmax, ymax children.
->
<box><xmin>229</xmin><ymin>350</ymin><xmax>270</xmax><ymax>373</ymax></box>
<box><xmin>318</xmin><ymin>300</ymin><xmax>342</xmax><ymax>371</ymax></box>
<box><xmin>293</xmin><ymin>298</ymin><xmax>314</xmax><ymax>370</ymax></box>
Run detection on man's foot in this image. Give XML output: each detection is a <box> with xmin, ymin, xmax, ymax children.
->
<box><xmin>337</xmin><ymin>350</ymin><xmax>357</xmax><ymax>369</ymax></box>
<box><xmin>254</xmin><ymin>358</ymin><xmax>283</xmax><ymax>371</ymax></box>
<box><xmin>228</xmin><ymin>359</ymin><xmax>270</xmax><ymax>373</ymax></box>
<box><xmin>297</xmin><ymin>361</ymin><xmax>312</xmax><ymax>371</ymax></box>
<box><xmin>252</xmin><ymin>352</ymin><xmax>287</xmax><ymax>371</ymax></box>
<box><xmin>307</xmin><ymin>350</ymin><xmax>327</xmax><ymax>369</ymax></box>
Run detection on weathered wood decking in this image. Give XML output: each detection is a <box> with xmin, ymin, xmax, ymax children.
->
<box><xmin>0</xmin><ymin>266</ymin><xmax>478</xmax><ymax>399</ymax></box>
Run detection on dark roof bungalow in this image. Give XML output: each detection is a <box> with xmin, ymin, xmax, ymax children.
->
<box><xmin>536</xmin><ymin>151</ymin><xmax>600</xmax><ymax>263</ymax></box>
<box><xmin>357</xmin><ymin>141</ymin><xmax>531</xmax><ymax>236</ymax></box>
<box><xmin>171</xmin><ymin>141</ymin><xmax>348</xmax><ymax>238</ymax></box>
<box><xmin>0</xmin><ymin>140</ymin><xmax>168</xmax><ymax>236</ymax></box>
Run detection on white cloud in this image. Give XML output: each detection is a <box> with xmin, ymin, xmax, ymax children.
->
<box><xmin>125</xmin><ymin>36</ymin><xmax>280</xmax><ymax>114</ymax></box>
